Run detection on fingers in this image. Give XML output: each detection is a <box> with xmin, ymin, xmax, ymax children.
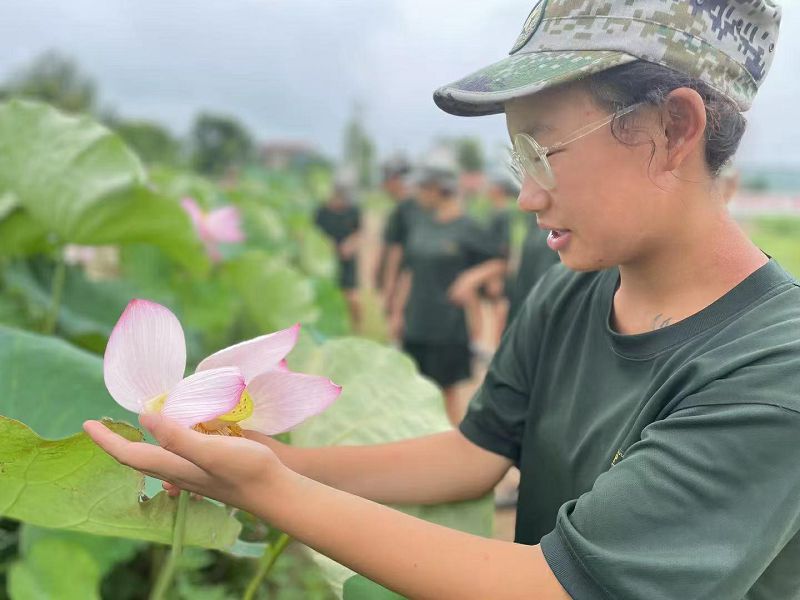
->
<box><xmin>162</xmin><ymin>481</ymin><xmax>203</xmax><ymax>500</ymax></box>
<box><xmin>138</xmin><ymin>414</ymin><xmax>219</xmax><ymax>471</ymax></box>
<box><xmin>242</xmin><ymin>429</ymin><xmax>271</xmax><ymax>445</ymax></box>
<box><xmin>83</xmin><ymin>420</ymin><xmax>206</xmax><ymax>488</ymax></box>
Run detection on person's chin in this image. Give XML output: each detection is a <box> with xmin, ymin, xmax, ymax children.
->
<box><xmin>559</xmin><ymin>250</ymin><xmax>611</xmax><ymax>273</ymax></box>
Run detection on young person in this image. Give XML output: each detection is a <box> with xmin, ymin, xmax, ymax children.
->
<box><xmin>379</xmin><ymin>157</ymin><xmax>425</xmax><ymax>325</ymax></box>
<box><xmin>394</xmin><ymin>158</ymin><xmax>505</xmax><ymax>426</ymax></box>
<box><xmin>314</xmin><ymin>182</ymin><xmax>362</xmax><ymax>331</ymax></box>
<box><xmin>87</xmin><ymin>2</ymin><xmax>798</xmax><ymax>598</ymax></box>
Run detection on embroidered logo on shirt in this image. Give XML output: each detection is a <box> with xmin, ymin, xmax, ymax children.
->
<box><xmin>611</xmin><ymin>449</ymin><xmax>625</xmax><ymax>466</ymax></box>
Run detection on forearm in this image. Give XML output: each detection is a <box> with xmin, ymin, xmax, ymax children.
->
<box><xmin>251</xmin><ymin>429</ymin><xmax>509</xmax><ymax>505</ymax></box>
<box><xmin>463</xmin><ymin>258</ymin><xmax>507</xmax><ymax>288</ymax></box>
<box><xmin>257</xmin><ymin>470</ymin><xmax>569</xmax><ymax>600</ymax></box>
<box><xmin>382</xmin><ymin>245</ymin><xmax>404</xmax><ymax>307</ymax></box>
<box><xmin>390</xmin><ymin>269</ymin><xmax>412</xmax><ymax>318</ymax></box>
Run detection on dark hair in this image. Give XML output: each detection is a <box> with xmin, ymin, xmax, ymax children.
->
<box><xmin>587</xmin><ymin>61</ymin><xmax>747</xmax><ymax>176</ymax></box>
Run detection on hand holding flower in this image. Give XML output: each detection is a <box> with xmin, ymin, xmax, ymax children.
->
<box><xmin>83</xmin><ymin>414</ymin><xmax>287</xmax><ymax>515</ymax></box>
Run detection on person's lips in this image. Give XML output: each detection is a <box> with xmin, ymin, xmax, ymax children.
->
<box><xmin>538</xmin><ymin>224</ymin><xmax>572</xmax><ymax>252</ymax></box>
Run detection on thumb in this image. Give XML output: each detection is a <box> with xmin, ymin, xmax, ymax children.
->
<box><xmin>139</xmin><ymin>414</ymin><xmax>216</xmax><ymax>471</ymax></box>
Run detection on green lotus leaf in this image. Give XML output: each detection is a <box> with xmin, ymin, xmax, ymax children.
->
<box><xmin>222</xmin><ymin>251</ymin><xmax>318</xmax><ymax>333</ymax></box>
<box><xmin>0</xmin><ymin>100</ymin><xmax>206</xmax><ymax>273</ymax></box>
<box><xmin>0</xmin><ymin>416</ymin><xmax>241</xmax><ymax>548</ymax></box>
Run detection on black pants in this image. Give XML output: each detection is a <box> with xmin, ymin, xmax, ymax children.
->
<box><xmin>402</xmin><ymin>340</ymin><xmax>472</xmax><ymax>388</ymax></box>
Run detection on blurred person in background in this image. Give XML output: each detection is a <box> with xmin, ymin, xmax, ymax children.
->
<box><xmin>314</xmin><ymin>178</ymin><xmax>362</xmax><ymax>331</ymax></box>
<box><xmin>392</xmin><ymin>154</ymin><xmax>505</xmax><ymax>426</ymax></box>
<box><xmin>88</xmin><ymin>3</ymin><xmax>800</xmax><ymax>599</ymax></box>
<box><xmin>478</xmin><ymin>172</ymin><xmax>520</xmax><ymax>347</ymax></box>
<box><xmin>378</xmin><ymin>156</ymin><xmax>425</xmax><ymax>330</ymax></box>
<box><xmin>505</xmin><ymin>211</ymin><xmax>561</xmax><ymax>327</ymax></box>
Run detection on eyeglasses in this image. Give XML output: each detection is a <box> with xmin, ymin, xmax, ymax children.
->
<box><xmin>510</xmin><ymin>103</ymin><xmax>643</xmax><ymax>190</ymax></box>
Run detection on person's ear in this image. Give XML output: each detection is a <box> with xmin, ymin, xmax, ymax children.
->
<box><xmin>661</xmin><ymin>88</ymin><xmax>707</xmax><ymax>172</ymax></box>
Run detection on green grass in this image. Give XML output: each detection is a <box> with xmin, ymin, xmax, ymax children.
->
<box><xmin>746</xmin><ymin>216</ymin><xmax>800</xmax><ymax>278</ymax></box>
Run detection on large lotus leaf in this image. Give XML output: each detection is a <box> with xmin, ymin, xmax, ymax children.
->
<box><xmin>19</xmin><ymin>524</ymin><xmax>143</xmax><ymax>577</ymax></box>
<box><xmin>222</xmin><ymin>251</ymin><xmax>318</xmax><ymax>333</ymax></box>
<box><xmin>0</xmin><ymin>325</ymin><xmax>131</xmax><ymax>438</ymax></box>
<box><xmin>8</xmin><ymin>537</ymin><xmax>101</xmax><ymax>600</ymax></box>
<box><xmin>297</xmin><ymin>227</ymin><xmax>337</xmax><ymax>279</ymax></box>
<box><xmin>149</xmin><ymin>166</ymin><xmax>220</xmax><ymax>207</ymax></box>
<box><xmin>0</xmin><ymin>194</ymin><xmax>50</xmax><ymax>257</ymax></box>
<box><xmin>0</xmin><ymin>416</ymin><xmax>241</xmax><ymax>548</ymax></box>
<box><xmin>0</xmin><ymin>209</ymin><xmax>50</xmax><ymax>257</ymax></box>
<box><xmin>8</xmin><ymin>525</ymin><xmax>144</xmax><ymax>599</ymax></box>
<box><xmin>1</xmin><ymin>260</ymin><xmax>146</xmax><ymax>354</ymax></box>
<box><xmin>310</xmin><ymin>278</ymin><xmax>351</xmax><ymax>338</ymax></box>
<box><xmin>240</xmin><ymin>203</ymin><xmax>288</xmax><ymax>251</ymax></box>
<box><xmin>288</xmin><ymin>337</ymin><xmax>494</xmax><ymax>597</ymax></box>
<box><xmin>0</xmin><ymin>100</ymin><xmax>206</xmax><ymax>273</ymax></box>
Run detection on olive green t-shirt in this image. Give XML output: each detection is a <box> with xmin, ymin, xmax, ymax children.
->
<box><xmin>383</xmin><ymin>197</ymin><xmax>422</xmax><ymax>247</ymax></box>
<box><xmin>403</xmin><ymin>215</ymin><xmax>500</xmax><ymax>344</ymax></box>
<box><xmin>507</xmin><ymin>216</ymin><xmax>560</xmax><ymax>323</ymax></box>
<box><xmin>460</xmin><ymin>259</ymin><xmax>800</xmax><ymax>599</ymax></box>
<box><xmin>314</xmin><ymin>204</ymin><xmax>361</xmax><ymax>245</ymax></box>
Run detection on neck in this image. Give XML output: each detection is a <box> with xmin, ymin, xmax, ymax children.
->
<box><xmin>435</xmin><ymin>198</ymin><xmax>462</xmax><ymax>221</ymax></box>
<box><xmin>613</xmin><ymin>204</ymin><xmax>767</xmax><ymax>334</ymax></box>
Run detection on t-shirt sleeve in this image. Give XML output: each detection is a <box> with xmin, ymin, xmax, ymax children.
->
<box><xmin>461</xmin><ymin>221</ymin><xmax>504</xmax><ymax>268</ymax></box>
<box><xmin>490</xmin><ymin>212</ymin><xmax>511</xmax><ymax>257</ymax></box>
<box><xmin>540</xmin><ymin>402</ymin><xmax>800</xmax><ymax>600</ymax></box>
<box><xmin>459</xmin><ymin>282</ymin><xmax>545</xmax><ymax>463</ymax></box>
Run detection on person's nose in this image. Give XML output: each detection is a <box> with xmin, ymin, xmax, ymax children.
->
<box><xmin>516</xmin><ymin>176</ymin><xmax>551</xmax><ymax>213</ymax></box>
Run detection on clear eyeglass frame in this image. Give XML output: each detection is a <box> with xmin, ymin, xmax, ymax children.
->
<box><xmin>510</xmin><ymin>103</ymin><xmax>643</xmax><ymax>190</ymax></box>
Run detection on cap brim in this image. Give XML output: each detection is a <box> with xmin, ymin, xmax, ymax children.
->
<box><xmin>433</xmin><ymin>49</ymin><xmax>639</xmax><ymax>117</ymax></box>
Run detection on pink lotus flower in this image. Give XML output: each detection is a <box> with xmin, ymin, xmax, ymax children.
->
<box><xmin>181</xmin><ymin>197</ymin><xmax>245</xmax><ymax>263</ymax></box>
<box><xmin>104</xmin><ymin>299</ymin><xmax>341</xmax><ymax>436</ymax></box>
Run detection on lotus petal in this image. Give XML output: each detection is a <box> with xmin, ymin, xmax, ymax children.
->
<box><xmin>196</xmin><ymin>324</ymin><xmax>300</xmax><ymax>382</ymax></box>
<box><xmin>206</xmin><ymin>206</ymin><xmax>245</xmax><ymax>243</ymax></box>
<box><xmin>241</xmin><ymin>370</ymin><xmax>341</xmax><ymax>435</ymax></box>
<box><xmin>104</xmin><ymin>299</ymin><xmax>186</xmax><ymax>413</ymax></box>
<box><xmin>181</xmin><ymin>197</ymin><xmax>205</xmax><ymax>232</ymax></box>
<box><xmin>161</xmin><ymin>367</ymin><xmax>246</xmax><ymax>427</ymax></box>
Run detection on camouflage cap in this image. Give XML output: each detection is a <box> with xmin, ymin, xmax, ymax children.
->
<box><xmin>434</xmin><ymin>0</ymin><xmax>781</xmax><ymax>117</ymax></box>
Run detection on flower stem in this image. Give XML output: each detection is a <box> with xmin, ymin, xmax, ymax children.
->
<box><xmin>149</xmin><ymin>490</ymin><xmax>190</xmax><ymax>600</ymax></box>
<box><xmin>42</xmin><ymin>255</ymin><xmax>66</xmax><ymax>335</ymax></box>
<box><xmin>242</xmin><ymin>533</ymin><xmax>292</xmax><ymax>600</ymax></box>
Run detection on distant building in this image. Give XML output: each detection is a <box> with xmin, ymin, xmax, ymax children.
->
<box><xmin>261</xmin><ymin>141</ymin><xmax>328</xmax><ymax>171</ymax></box>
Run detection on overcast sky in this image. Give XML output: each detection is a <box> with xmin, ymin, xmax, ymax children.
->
<box><xmin>1</xmin><ymin>0</ymin><xmax>798</xmax><ymax>168</ymax></box>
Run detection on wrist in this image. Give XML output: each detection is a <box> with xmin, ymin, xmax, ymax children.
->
<box><xmin>241</xmin><ymin>460</ymin><xmax>300</xmax><ymax>521</ymax></box>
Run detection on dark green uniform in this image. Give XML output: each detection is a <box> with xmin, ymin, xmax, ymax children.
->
<box><xmin>314</xmin><ymin>204</ymin><xmax>361</xmax><ymax>290</ymax></box>
<box><xmin>507</xmin><ymin>216</ymin><xmax>560</xmax><ymax>323</ymax></box>
<box><xmin>403</xmin><ymin>215</ymin><xmax>501</xmax><ymax>387</ymax></box>
<box><xmin>488</xmin><ymin>209</ymin><xmax>512</xmax><ymax>258</ymax></box>
<box><xmin>383</xmin><ymin>197</ymin><xmax>421</xmax><ymax>248</ymax></box>
<box><xmin>376</xmin><ymin>198</ymin><xmax>423</xmax><ymax>288</ymax></box>
<box><xmin>461</xmin><ymin>259</ymin><xmax>800</xmax><ymax>599</ymax></box>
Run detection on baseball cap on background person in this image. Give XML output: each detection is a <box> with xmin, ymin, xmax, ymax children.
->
<box><xmin>487</xmin><ymin>169</ymin><xmax>521</xmax><ymax>199</ymax></box>
<box><xmin>410</xmin><ymin>148</ymin><xmax>461</xmax><ymax>196</ymax></box>
<box><xmin>433</xmin><ymin>0</ymin><xmax>781</xmax><ymax>118</ymax></box>
<box><xmin>332</xmin><ymin>166</ymin><xmax>358</xmax><ymax>204</ymax></box>
<box><xmin>383</xmin><ymin>154</ymin><xmax>412</xmax><ymax>183</ymax></box>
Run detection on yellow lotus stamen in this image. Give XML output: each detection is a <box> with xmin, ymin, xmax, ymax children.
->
<box><xmin>193</xmin><ymin>421</ymin><xmax>244</xmax><ymax>437</ymax></box>
<box><xmin>144</xmin><ymin>393</ymin><xmax>167</xmax><ymax>414</ymax></box>
<box><xmin>217</xmin><ymin>389</ymin><xmax>254</xmax><ymax>423</ymax></box>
